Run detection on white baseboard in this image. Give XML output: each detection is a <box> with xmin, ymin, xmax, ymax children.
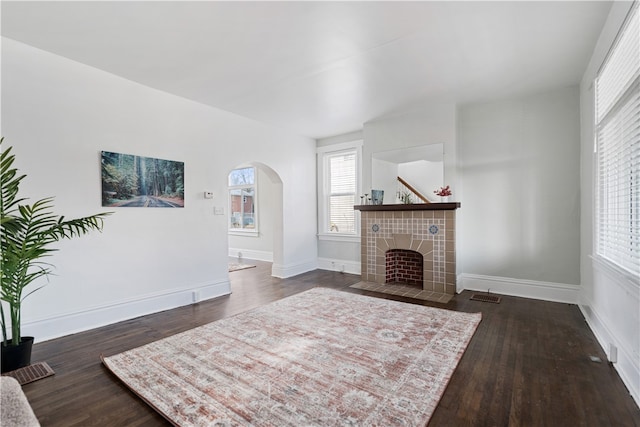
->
<box><xmin>228</xmin><ymin>248</ymin><xmax>273</xmax><ymax>262</ymax></box>
<box><xmin>22</xmin><ymin>280</ymin><xmax>231</xmax><ymax>343</ymax></box>
<box><xmin>457</xmin><ymin>273</ymin><xmax>580</xmax><ymax>304</ymax></box>
<box><xmin>579</xmin><ymin>301</ymin><xmax>640</xmax><ymax>406</ymax></box>
<box><xmin>272</xmin><ymin>259</ymin><xmax>318</xmax><ymax>278</ymax></box>
<box><xmin>317</xmin><ymin>257</ymin><xmax>361</xmax><ymax>275</ymax></box>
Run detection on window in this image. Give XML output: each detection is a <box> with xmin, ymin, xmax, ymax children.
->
<box><xmin>229</xmin><ymin>167</ymin><xmax>257</xmax><ymax>233</ymax></box>
<box><xmin>317</xmin><ymin>141</ymin><xmax>362</xmax><ymax>240</ymax></box>
<box><xmin>595</xmin><ymin>2</ymin><xmax>640</xmax><ymax>278</ymax></box>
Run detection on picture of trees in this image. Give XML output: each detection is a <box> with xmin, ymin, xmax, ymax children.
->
<box><xmin>101</xmin><ymin>151</ymin><xmax>184</xmax><ymax>208</ymax></box>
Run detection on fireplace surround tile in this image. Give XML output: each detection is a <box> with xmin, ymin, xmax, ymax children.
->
<box><xmin>355</xmin><ymin>203</ymin><xmax>460</xmax><ymax>296</ymax></box>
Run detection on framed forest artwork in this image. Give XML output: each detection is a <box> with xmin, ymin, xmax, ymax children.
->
<box><xmin>101</xmin><ymin>151</ymin><xmax>184</xmax><ymax>208</ymax></box>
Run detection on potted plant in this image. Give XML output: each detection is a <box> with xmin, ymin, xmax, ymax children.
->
<box><xmin>1</xmin><ymin>139</ymin><xmax>111</xmax><ymax>372</ymax></box>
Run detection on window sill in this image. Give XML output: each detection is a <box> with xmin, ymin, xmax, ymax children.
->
<box><xmin>318</xmin><ymin>233</ymin><xmax>360</xmax><ymax>243</ymax></box>
<box><xmin>229</xmin><ymin>230</ymin><xmax>259</xmax><ymax>237</ymax></box>
<box><xmin>590</xmin><ymin>254</ymin><xmax>640</xmax><ymax>295</ymax></box>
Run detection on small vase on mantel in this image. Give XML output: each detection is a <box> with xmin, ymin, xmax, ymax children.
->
<box><xmin>440</xmin><ymin>196</ymin><xmax>449</xmax><ymax>203</ymax></box>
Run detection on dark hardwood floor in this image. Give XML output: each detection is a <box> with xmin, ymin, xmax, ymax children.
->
<box><xmin>22</xmin><ymin>260</ymin><xmax>640</xmax><ymax>426</ymax></box>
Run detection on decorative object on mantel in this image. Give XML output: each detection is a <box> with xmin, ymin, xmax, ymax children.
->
<box><xmin>397</xmin><ymin>189</ymin><xmax>414</xmax><ymax>204</ymax></box>
<box><xmin>371</xmin><ymin>189</ymin><xmax>384</xmax><ymax>205</ymax></box>
<box><xmin>434</xmin><ymin>185</ymin><xmax>452</xmax><ymax>202</ymax></box>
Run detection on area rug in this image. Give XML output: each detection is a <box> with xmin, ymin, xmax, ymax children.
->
<box><xmin>102</xmin><ymin>288</ymin><xmax>481</xmax><ymax>426</ymax></box>
<box><xmin>350</xmin><ymin>281</ymin><xmax>454</xmax><ymax>303</ymax></box>
<box><xmin>228</xmin><ymin>263</ymin><xmax>256</xmax><ymax>272</ymax></box>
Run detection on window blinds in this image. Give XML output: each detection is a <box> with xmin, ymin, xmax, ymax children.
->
<box><xmin>595</xmin><ymin>2</ymin><xmax>640</xmax><ymax>277</ymax></box>
<box><xmin>328</xmin><ymin>152</ymin><xmax>356</xmax><ymax>233</ymax></box>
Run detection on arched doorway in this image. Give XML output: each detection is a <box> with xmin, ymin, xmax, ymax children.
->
<box><xmin>227</xmin><ymin>162</ymin><xmax>283</xmax><ymax>278</ymax></box>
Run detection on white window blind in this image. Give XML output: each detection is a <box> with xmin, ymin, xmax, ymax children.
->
<box><xmin>595</xmin><ymin>1</ymin><xmax>640</xmax><ymax>277</ymax></box>
<box><xmin>327</xmin><ymin>151</ymin><xmax>356</xmax><ymax>234</ymax></box>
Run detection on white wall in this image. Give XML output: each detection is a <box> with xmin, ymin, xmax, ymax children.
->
<box><xmin>1</xmin><ymin>38</ymin><xmax>317</xmax><ymax>341</ymax></box>
<box><xmin>457</xmin><ymin>87</ymin><xmax>581</xmax><ymax>297</ymax></box>
<box><xmin>578</xmin><ymin>1</ymin><xmax>639</xmax><ymax>405</ymax></box>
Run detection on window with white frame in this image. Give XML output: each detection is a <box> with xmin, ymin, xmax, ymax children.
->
<box><xmin>595</xmin><ymin>1</ymin><xmax>640</xmax><ymax>278</ymax></box>
<box><xmin>229</xmin><ymin>167</ymin><xmax>257</xmax><ymax>233</ymax></box>
<box><xmin>317</xmin><ymin>142</ymin><xmax>362</xmax><ymax>239</ymax></box>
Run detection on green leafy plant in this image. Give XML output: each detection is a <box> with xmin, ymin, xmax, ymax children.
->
<box><xmin>397</xmin><ymin>190</ymin><xmax>414</xmax><ymax>204</ymax></box>
<box><xmin>1</xmin><ymin>138</ymin><xmax>111</xmax><ymax>346</ymax></box>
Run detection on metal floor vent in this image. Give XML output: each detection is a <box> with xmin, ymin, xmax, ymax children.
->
<box><xmin>470</xmin><ymin>293</ymin><xmax>502</xmax><ymax>304</ymax></box>
<box><xmin>2</xmin><ymin>361</ymin><xmax>55</xmax><ymax>385</ymax></box>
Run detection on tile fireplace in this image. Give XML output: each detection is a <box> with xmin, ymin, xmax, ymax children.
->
<box><xmin>354</xmin><ymin>203</ymin><xmax>460</xmax><ymax>299</ymax></box>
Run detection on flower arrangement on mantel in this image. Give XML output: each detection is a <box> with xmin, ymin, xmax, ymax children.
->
<box><xmin>434</xmin><ymin>185</ymin><xmax>452</xmax><ymax>202</ymax></box>
<box><xmin>434</xmin><ymin>185</ymin><xmax>452</xmax><ymax>197</ymax></box>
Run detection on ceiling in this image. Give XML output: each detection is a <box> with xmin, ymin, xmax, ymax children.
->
<box><xmin>1</xmin><ymin>1</ymin><xmax>612</xmax><ymax>140</ymax></box>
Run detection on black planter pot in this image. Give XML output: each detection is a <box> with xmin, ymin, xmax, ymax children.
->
<box><xmin>1</xmin><ymin>336</ymin><xmax>34</xmax><ymax>373</ymax></box>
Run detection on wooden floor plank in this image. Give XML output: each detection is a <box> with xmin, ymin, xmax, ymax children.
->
<box><xmin>22</xmin><ymin>260</ymin><xmax>640</xmax><ymax>426</ymax></box>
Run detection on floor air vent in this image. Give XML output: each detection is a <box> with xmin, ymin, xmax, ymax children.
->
<box><xmin>470</xmin><ymin>293</ymin><xmax>501</xmax><ymax>304</ymax></box>
<box><xmin>2</xmin><ymin>361</ymin><xmax>55</xmax><ymax>385</ymax></box>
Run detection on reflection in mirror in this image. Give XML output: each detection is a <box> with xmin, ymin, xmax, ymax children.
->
<box><xmin>372</xmin><ymin>144</ymin><xmax>443</xmax><ymax>203</ymax></box>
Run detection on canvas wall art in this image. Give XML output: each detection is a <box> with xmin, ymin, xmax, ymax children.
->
<box><xmin>101</xmin><ymin>151</ymin><xmax>184</xmax><ymax>208</ymax></box>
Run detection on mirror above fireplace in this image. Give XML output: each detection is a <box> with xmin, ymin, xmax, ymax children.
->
<box><xmin>371</xmin><ymin>143</ymin><xmax>443</xmax><ymax>204</ymax></box>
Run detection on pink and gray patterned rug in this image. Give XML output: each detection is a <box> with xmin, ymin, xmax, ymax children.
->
<box><xmin>102</xmin><ymin>288</ymin><xmax>481</xmax><ymax>426</ymax></box>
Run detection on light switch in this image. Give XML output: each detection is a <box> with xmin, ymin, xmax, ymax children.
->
<box><xmin>204</xmin><ymin>191</ymin><xmax>214</xmax><ymax>199</ymax></box>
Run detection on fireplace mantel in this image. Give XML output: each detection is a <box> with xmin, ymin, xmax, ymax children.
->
<box><xmin>354</xmin><ymin>203</ymin><xmax>460</xmax><ymax>211</ymax></box>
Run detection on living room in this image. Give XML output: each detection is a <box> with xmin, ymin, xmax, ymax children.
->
<box><xmin>1</xmin><ymin>1</ymin><xmax>638</xmax><ymax>425</ymax></box>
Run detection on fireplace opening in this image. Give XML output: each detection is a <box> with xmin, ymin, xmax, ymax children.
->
<box><xmin>385</xmin><ymin>249</ymin><xmax>423</xmax><ymax>288</ymax></box>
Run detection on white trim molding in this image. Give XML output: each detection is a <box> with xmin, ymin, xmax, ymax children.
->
<box><xmin>22</xmin><ymin>280</ymin><xmax>231</xmax><ymax>343</ymax></box>
<box><xmin>317</xmin><ymin>257</ymin><xmax>361</xmax><ymax>275</ymax></box>
<box><xmin>579</xmin><ymin>299</ymin><xmax>640</xmax><ymax>406</ymax></box>
<box><xmin>228</xmin><ymin>248</ymin><xmax>274</xmax><ymax>262</ymax></box>
<box><xmin>271</xmin><ymin>259</ymin><xmax>318</xmax><ymax>279</ymax></box>
<box><xmin>579</xmin><ymin>258</ymin><xmax>640</xmax><ymax>406</ymax></box>
<box><xmin>457</xmin><ymin>273</ymin><xmax>580</xmax><ymax>304</ymax></box>
<box><xmin>317</xmin><ymin>233</ymin><xmax>361</xmax><ymax>243</ymax></box>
